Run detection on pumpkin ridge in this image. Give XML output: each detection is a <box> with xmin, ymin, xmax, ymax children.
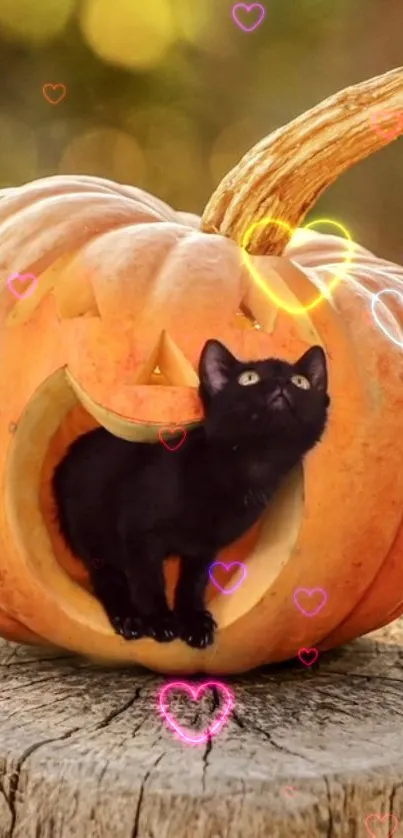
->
<box><xmin>53</xmin><ymin>222</ymin><xmax>200</xmax><ymax>325</ymax></box>
<box><xmin>320</xmin><ymin>502</ymin><xmax>403</xmax><ymax>649</ymax></box>
<box><xmin>0</xmin><ymin>175</ymin><xmax>179</xmax><ymax>225</ymax></box>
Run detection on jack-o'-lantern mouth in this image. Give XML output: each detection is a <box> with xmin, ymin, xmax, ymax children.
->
<box><xmin>59</xmin><ymin>305</ymin><xmax>278</xmax><ymax>442</ymax></box>
<box><xmin>5</xmin><ymin>363</ymin><xmax>305</xmax><ymax>644</ymax></box>
<box><xmin>64</xmin><ymin>366</ymin><xmax>202</xmax><ymax>442</ymax></box>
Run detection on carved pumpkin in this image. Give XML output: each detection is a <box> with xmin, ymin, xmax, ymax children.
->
<box><xmin>0</xmin><ymin>69</ymin><xmax>403</xmax><ymax>674</ymax></box>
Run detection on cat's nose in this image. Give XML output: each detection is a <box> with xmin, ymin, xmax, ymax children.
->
<box><xmin>267</xmin><ymin>385</ymin><xmax>283</xmax><ymax>406</ymax></box>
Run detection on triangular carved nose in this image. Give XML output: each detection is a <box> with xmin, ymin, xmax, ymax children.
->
<box><xmin>134</xmin><ymin>330</ymin><xmax>199</xmax><ymax>387</ymax></box>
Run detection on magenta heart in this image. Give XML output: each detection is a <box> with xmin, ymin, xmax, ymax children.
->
<box><xmin>293</xmin><ymin>587</ymin><xmax>327</xmax><ymax>617</ymax></box>
<box><xmin>7</xmin><ymin>272</ymin><xmax>38</xmax><ymax>300</ymax></box>
<box><xmin>298</xmin><ymin>647</ymin><xmax>319</xmax><ymax>667</ymax></box>
<box><xmin>232</xmin><ymin>3</ymin><xmax>266</xmax><ymax>32</ymax></box>
<box><xmin>208</xmin><ymin>561</ymin><xmax>247</xmax><ymax>594</ymax></box>
<box><xmin>158</xmin><ymin>681</ymin><xmax>234</xmax><ymax>745</ymax></box>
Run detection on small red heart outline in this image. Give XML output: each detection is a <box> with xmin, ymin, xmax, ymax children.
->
<box><xmin>42</xmin><ymin>83</ymin><xmax>67</xmax><ymax>105</ymax></box>
<box><xmin>7</xmin><ymin>272</ymin><xmax>38</xmax><ymax>300</ymax></box>
<box><xmin>370</xmin><ymin>109</ymin><xmax>403</xmax><ymax>141</ymax></box>
<box><xmin>158</xmin><ymin>425</ymin><xmax>187</xmax><ymax>451</ymax></box>
<box><xmin>364</xmin><ymin>813</ymin><xmax>399</xmax><ymax>838</ymax></box>
<box><xmin>297</xmin><ymin>647</ymin><xmax>319</xmax><ymax>667</ymax></box>
<box><xmin>284</xmin><ymin>786</ymin><xmax>297</xmax><ymax>798</ymax></box>
<box><xmin>158</xmin><ymin>680</ymin><xmax>234</xmax><ymax>745</ymax></box>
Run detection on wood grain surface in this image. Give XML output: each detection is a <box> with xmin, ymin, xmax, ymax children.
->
<box><xmin>0</xmin><ymin>621</ymin><xmax>402</xmax><ymax>838</ymax></box>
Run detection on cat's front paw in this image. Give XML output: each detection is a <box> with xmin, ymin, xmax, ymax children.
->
<box><xmin>110</xmin><ymin>614</ymin><xmax>145</xmax><ymax>640</ymax></box>
<box><xmin>143</xmin><ymin>611</ymin><xmax>177</xmax><ymax>643</ymax></box>
<box><xmin>177</xmin><ymin>609</ymin><xmax>217</xmax><ymax>649</ymax></box>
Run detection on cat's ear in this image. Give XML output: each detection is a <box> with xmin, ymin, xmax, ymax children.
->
<box><xmin>199</xmin><ymin>340</ymin><xmax>238</xmax><ymax>398</ymax></box>
<box><xmin>296</xmin><ymin>346</ymin><xmax>328</xmax><ymax>391</ymax></box>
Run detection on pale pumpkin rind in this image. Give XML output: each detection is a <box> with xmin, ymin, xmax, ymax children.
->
<box><xmin>1</xmin><ymin>68</ymin><xmax>403</xmax><ymax>673</ymax></box>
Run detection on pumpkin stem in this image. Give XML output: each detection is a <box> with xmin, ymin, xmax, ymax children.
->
<box><xmin>201</xmin><ymin>67</ymin><xmax>403</xmax><ymax>255</ymax></box>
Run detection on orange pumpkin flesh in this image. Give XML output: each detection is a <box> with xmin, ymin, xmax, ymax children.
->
<box><xmin>1</xmin><ymin>70</ymin><xmax>403</xmax><ymax>673</ymax></box>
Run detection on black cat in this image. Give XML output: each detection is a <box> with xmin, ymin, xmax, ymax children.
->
<box><xmin>52</xmin><ymin>339</ymin><xmax>330</xmax><ymax>649</ymax></box>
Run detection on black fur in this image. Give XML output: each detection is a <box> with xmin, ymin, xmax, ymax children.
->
<box><xmin>52</xmin><ymin>340</ymin><xmax>330</xmax><ymax>649</ymax></box>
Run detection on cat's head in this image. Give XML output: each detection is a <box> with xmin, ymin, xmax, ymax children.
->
<box><xmin>198</xmin><ymin>339</ymin><xmax>330</xmax><ymax>454</ymax></box>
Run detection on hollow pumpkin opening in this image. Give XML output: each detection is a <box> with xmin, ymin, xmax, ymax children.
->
<box><xmin>5</xmin><ymin>362</ymin><xmax>304</xmax><ymax>641</ymax></box>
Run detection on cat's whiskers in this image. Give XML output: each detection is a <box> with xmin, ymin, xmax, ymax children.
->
<box><xmin>243</xmin><ymin>487</ymin><xmax>270</xmax><ymax>509</ymax></box>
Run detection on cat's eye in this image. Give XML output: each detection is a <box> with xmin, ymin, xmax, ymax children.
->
<box><xmin>238</xmin><ymin>370</ymin><xmax>260</xmax><ymax>386</ymax></box>
<box><xmin>291</xmin><ymin>374</ymin><xmax>311</xmax><ymax>390</ymax></box>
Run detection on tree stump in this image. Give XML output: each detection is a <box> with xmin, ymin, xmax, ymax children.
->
<box><xmin>0</xmin><ymin>621</ymin><xmax>402</xmax><ymax>838</ymax></box>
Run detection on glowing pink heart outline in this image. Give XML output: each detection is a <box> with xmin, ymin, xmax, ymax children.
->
<box><xmin>364</xmin><ymin>813</ymin><xmax>399</xmax><ymax>838</ymax></box>
<box><xmin>293</xmin><ymin>587</ymin><xmax>327</xmax><ymax>617</ymax></box>
<box><xmin>208</xmin><ymin>561</ymin><xmax>247</xmax><ymax>594</ymax></box>
<box><xmin>298</xmin><ymin>647</ymin><xmax>319</xmax><ymax>667</ymax></box>
<box><xmin>158</xmin><ymin>681</ymin><xmax>234</xmax><ymax>745</ymax></box>
<box><xmin>7</xmin><ymin>272</ymin><xmax>38</xmax><ymax>300</ymax></box>
<box><xmin>232</xmin><ymin>3</ymin><xmax>266</xmax><ymax>33</ymax></box>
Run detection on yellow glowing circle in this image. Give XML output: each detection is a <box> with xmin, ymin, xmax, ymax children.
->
<box><xmin>241</xmin><ymin>216</ymin><xmax>354</xmax><ymax>315</ymax></box>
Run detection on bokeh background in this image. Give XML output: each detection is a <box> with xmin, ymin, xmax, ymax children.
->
<box><xmin>0</xmin><ymin>0</ymin><xmax>402</xmax><ymax>261</ymax></box>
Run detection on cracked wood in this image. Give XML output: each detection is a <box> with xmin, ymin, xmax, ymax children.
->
<box><xmin>0</xmin><ymin>622</ymin><xmax>403</xmax><ymax>837</ymax></box>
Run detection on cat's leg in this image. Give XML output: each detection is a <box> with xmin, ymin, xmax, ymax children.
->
<box><xmin>174</xmin><ymin>557</ymin><xmax>217</xmax><ymax>649</ymax></box>
<box><xmin>88</xmin><ymin>563</ymin><xmax>146</xmax><ymax>641</ymax></box>
<box><xmin>119</xmin><ymin>529</ymin><xmax>177</xmax><ymax>643</ymax></box>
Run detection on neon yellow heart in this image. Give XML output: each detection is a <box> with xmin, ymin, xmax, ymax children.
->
<box><xmin>241</xmin><ymin>217</ymin><xmax>354</xmax><ymax>315</ymax></box>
